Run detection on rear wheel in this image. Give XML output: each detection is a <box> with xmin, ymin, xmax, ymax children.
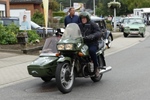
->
<box><xmin>91</xmin><ymin>55</ymin><xmax>103</xmax><ymax>82</ymax></box>
<box><xmin>41</xmin><ymin>77</ymin><xmax>53</xmax><ymax>82</ymax></box>
<box><xmin>55</xmin><ymin>62</ymin><xmax>75</xmax><ymax>94</ymax></box>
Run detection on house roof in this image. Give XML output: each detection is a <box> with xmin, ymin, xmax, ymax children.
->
<box><xmin>10</xmin><ymin>0</ymin><xmax>42</xmax><ymax>4</ymax></box>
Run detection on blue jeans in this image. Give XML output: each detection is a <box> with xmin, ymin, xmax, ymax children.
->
<box><xmin>87</xmin><ymin>44</ymin><xmax>99</xmax><ymax>68</ymax></box>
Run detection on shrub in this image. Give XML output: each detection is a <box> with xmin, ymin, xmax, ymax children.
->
<box><xmin>0</xmin><ymin>24</ymin><xmax>18</xmax><ymax>45</ymax></box>
<box><xmin>106</xmin><ymin>23</ymin><xmax>113</xmax><ymax>31</ymax></box>
<box><xmin>53</xmin><ymin>11</ymin><xmax>66</xmax><ymax>17</ymax></box>
<box><xmin>31</xmin><ymin>10</ymin><xmax>44</xmax><ymax>26</ymax></box>
<box><xmin>0</xmin><ymin>24</ymin><xmax>41</xmax><ymax>45</ymax></box>
<box><xmin>27</xmin><ymin>30</ymin><xmax>41</xmax><ymax>43</ymax></box>
<box><xmin>59</xmin><ymin>17</ymin><xmax>65</xmax><ymax>23</ymax></box>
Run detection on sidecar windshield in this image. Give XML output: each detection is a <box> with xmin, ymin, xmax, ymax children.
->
<box><xmin>41</xmin><ymin>36</ymin><xmax>59</xmax><ymax>53</ymax></box>
<box><xmin>61</xmin><ymin>23</ymin><xmax>82</xmax><ymax>40</ymax></box>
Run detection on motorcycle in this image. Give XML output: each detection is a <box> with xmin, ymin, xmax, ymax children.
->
<box><xmin>55</xmin><ymin>23</ymin><xmax>112</xmax><ymax>93</ymax></box>
<box><xmin>102</xmin><ymin>29</ymin><xmax>113</xmax><ymax>49</ymax></box>
<box><xmin>27</xmin><ymin>23</ymin><xmax>112</xmax><ymax>94</ymax></box>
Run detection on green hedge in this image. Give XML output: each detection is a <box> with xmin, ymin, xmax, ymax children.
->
<box><xmin>0</xmin><ymin>24</ymin><xmax>41</xmax><ymax>45</ymax></box>
<box><xmin>53</xmin><ymin>11</ymin><xmax>66</xmax><ymax>17</ymax></box>
<box><xmin>0</xmin><ymin>24</ymin><xmax>18</xmax><ymax>44</ymax></box>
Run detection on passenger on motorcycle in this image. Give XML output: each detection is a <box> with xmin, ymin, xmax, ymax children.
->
<box><xmin>78</xmin><ymin>12</ymin><xmax>103</xmax><ymax>77</ymax></box>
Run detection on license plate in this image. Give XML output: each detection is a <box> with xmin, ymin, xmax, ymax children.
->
<box><xmin>130</xmin><ymin>31</ymin><xmax>139</xmax><ymax>34</ymax></box>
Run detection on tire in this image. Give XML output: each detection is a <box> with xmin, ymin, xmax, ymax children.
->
<box><xmin>41</xmin><ymin>77</ymin><xmax>52</xmax><ymax>82</ymax></box>
<box><xmin>91</xmin><ymin>55</ymin><xmax>103</xmax><ymax>82</ymax></box>
<box><xmin>55</xmin><ymin>62</ymin><xmax>75</xmax><ymax>94</ymax></box>
<box><xmin>123</xmin><ymin>32</ymin><xmax>128</xmax><ymax>37</ymax></box>
<box><xmin>106</xmin><ymin>35</ymin><xmax>112</xmax><ymax>48</ymax></box>
<box><xmin>141</xmin><ymin>33</ymin><xmax>145</xmax><ymax>38</ymax></box>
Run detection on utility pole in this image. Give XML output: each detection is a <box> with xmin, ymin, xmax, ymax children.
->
<box><xmin>60</xmin><ymin>2</ymin><xmax>62</xmax><ymax>11</ymax></box>
<box><xmin>70</xmin><ymin>0</ymin><xmax>71</xmax><ymax>7</ymax></box>
<box><xmin>114</xmin><ymin>0</ymin><xmax>116</xmax><ymax>31</ymax></box>
<box><xmin>93</xmin><ymin>0</ymin><xmax>95</xmax><ymax>15</ymax></box>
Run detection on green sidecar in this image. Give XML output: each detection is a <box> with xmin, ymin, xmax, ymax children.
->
<box><xmin>27</xmin><ymin>36</ymin><xmax>60</xmax><ymax>82</ymax></box>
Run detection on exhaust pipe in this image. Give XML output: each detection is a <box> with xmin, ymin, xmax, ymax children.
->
<box><xmin>100</xmin><ymin>66</ymin><xmax>112</xmax><ymax>74</ymax></box>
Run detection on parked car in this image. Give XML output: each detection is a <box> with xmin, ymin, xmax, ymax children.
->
<box><xmin>91</xmin><ymin>16</ymin><xmax>113</xmax><ymax>48</ymax></box>
<box><xmin>0</xmin><ymin>17</ymin><xmax>55</xmax><ymax>36</ymax></box>
<box><xmin>111</xmin><ymin>16</ymin><xmax>122</xmax><ymax>26</ymax></box>
<box><xmin>30</xmin><ymin>21</ymin><xmax>55</xmax><ymax>36</ymax></box>
<box><xmin>123</xmin><ymin>17</ymin><xmax>146</xmax><ymax>37</ymax></box>
<box><xmin>119</xmin><ymin>17</ymin><xmax>129</xmax><ymax>32</ymax></box>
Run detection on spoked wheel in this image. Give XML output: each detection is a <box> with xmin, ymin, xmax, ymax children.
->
<box><xmin>91</xmin><ymin>55</ymin><xmax>103</xmax><ymax>82</ymax></box>
<box><xmin>41</xmin><ymin>77</ymin><xmax>53</xmax><ymax>82</ymax></box>
<box><xmin>55</xmin><ymin>62</ymin><xmax>75</xmax><ymax>94</ymax></box>
<box><xmin>106</xmin><ymin>35</ymin><xmax>112</xmax><ymax>48</ymax></box>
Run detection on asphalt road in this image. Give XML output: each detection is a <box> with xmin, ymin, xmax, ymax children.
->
<box><xmin>0</xmin><ymin>27</ymin><xmax>150</xmax><ymax>100</ymax></box>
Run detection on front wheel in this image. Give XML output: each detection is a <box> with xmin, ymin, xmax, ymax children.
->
<box><xmin>55</xmin><ymin>62</ymin><xmax>75</xmax><ymax>94</ymax></box>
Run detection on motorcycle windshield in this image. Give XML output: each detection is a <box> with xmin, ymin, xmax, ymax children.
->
<box><xmin>61</xmin><ymin>23</ymin><xmax>82</xmax><ymax>40</ymax></box>
<box><xmin>41</xmin><ymin>36</ymin><xmax>59</xmax><ymax>53</ymax></box>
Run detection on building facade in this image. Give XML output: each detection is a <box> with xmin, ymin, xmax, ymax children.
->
<box><xmin>0</xmin><ymin>0</ymin><xmax>10</xmax><ymax>17</ymax></box>
<box><xmin>10</xmin><ymin>0</ymin><xmax>43</xmax><ymax>17</ymax></box>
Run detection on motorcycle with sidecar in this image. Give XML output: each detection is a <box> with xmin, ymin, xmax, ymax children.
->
<box><xmin>27</xmin><ymin>23</ymin><xmax>112</xmax><ymax>94</ymax></box>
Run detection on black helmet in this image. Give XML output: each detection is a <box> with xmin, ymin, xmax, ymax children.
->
<box><xmin>79</xmin><ymin>12</ymin><xmax>91</xmax><ymax>21</ymax></box>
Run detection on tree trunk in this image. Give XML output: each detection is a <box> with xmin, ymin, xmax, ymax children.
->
<box><xmin>48</xmin><ymin>9</ymin><xmax>53</xmax><ymax>27</ymax></box>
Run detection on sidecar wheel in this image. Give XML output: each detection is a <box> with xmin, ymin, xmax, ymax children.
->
<box><xmin>91</xmin><ymin>55</ymin><xmax>104</xmax><ymax>82</ymax></box>
<box><xmin>55</xmin><ymin>62</ymin><xmax>75</xmax><ymax>94</ymax></box>
<box><xmin>41</xmin><ymin>77</ymin><xmax>52</xmax><ymax>82</ymax></box>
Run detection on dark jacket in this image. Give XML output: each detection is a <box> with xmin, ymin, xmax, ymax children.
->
<box><xmin>78</xmin><ymin>21</ymin><xmax>102</xmax><ymax>44</ymax></box>
<box><xmin>64</xmin><ymin>15</ymin><xmax>80</xmax><ymax>27</ymax></box>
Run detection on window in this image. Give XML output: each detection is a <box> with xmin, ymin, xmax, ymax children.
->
<box><xmin>0</xmin><ymin>11</ymin><xmax>4</xmax><ymax>17</ymax></box>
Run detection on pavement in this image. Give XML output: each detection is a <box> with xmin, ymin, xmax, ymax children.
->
<box><xmin>0</xmin><ymin>32</ymin><xmax>123</xmax><ymax>88</ymax></box>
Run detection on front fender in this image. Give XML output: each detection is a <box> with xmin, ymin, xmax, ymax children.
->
<box><xmin>57</xmin><ymin>56</ymin><xmax>71</xmax><ymax>63</ymax></box>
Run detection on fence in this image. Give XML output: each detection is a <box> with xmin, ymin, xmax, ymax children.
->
<box><xmin>37</xmin><ymin>23</ymin><xmax>64</xmax><ymax>38</ymax></box>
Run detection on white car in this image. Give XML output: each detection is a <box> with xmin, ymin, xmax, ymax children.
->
<box><xmin>0</xmin><ymin>17</ymin><xmax>55</xmax><ymax>36</ymax></box>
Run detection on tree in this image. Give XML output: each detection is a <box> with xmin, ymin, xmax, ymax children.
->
<box><xmin>31</xmin><ymin>10</ymin><xmax>44</xmax><ymax>26</ymax></box>
<box><xmin>96</xmin><ymin>3</ymin><xmax>104</xmax><ymax>17</ymax></box>
<box><xmin>41</xmin><ymin>0</ymin><xmax>59</xmax><ymax>23</ymax></box>
<box><xmin>48</xmin><ymin>0</ymin><xmax>59</xmax><ymax>23</ymax></box>
<box><xmin>121</xmin><ymin>0</ymin><xmax>150</xmax><ymax>12</ymax></box>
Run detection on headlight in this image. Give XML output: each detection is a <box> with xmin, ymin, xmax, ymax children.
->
<box><xmin>65</xmin><ymin>44</ymin><xmax>73</xmax><ymax>50</ymax></box>
<box><xmin>139</xmin><ymin>27</ymin><xmax>144</xmax><ymax>29</ymax></box>
<box><xmin>57</xmin><ymin>44</ymin><xmax>65</xmax><ymax>50</ymax></box>
<box><xmin>139</xmin><ymin>27</ymin><xmax>144</xmax><ymax>31</ymax></box>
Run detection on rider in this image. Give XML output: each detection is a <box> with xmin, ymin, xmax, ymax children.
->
<box><xmin>78</xmin><ymin>12</ymin><xmax>103</xmax><ymax>77</ymax></box>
